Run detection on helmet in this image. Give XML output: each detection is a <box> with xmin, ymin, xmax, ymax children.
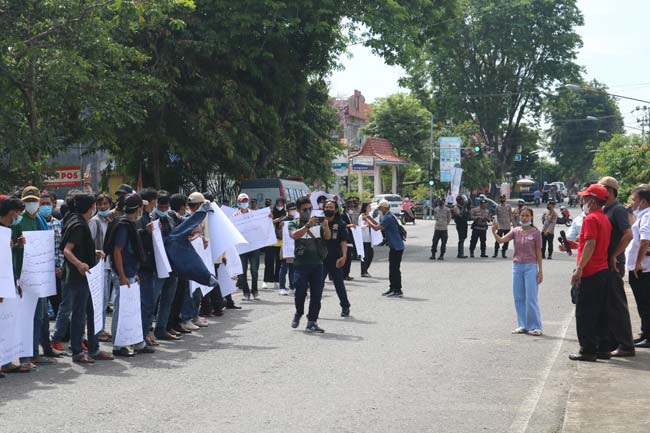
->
<box><xmin>517</xmin><ymin>199</ymin><xmax>525</xmax><ymax>205</ymax></box>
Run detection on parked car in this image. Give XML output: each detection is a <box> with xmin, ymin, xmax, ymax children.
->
<box><xmin>240</xmin><ymin>178</ymin><xmax>310</xmax><ymax>205</ymax></box>
<box><xmin>369</xmin><ymin>194</ymin><xmax>403</xmax><ymax>217</ymax></box>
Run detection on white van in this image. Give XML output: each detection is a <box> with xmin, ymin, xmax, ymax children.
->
<box><xmin>240</xmin><ymin>178</ymin><xmax>310</xmax><ymax>205</ymax></box>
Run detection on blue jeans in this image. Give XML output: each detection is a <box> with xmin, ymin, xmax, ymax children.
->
<box><xmin>69</xmin><ymin>280</ymin><xmax>100</xmax><ymax>356</ymax></box>
<box><xmin>294</xmin><ymin>264</ymin><xmax>324</xmax><ymax>322</ymax></box>
<box><xmin>154</xmin><ymin>275</ymin><xmax>178</xmax><ymax>335</ymax></box>
<box><xmin>139</xmin><ymin>269</ymin><xmax>159</xmax><ymax>341</ymax></box>
<box><xmin>279</xmin><ymin>261</ymin><xmax>295</xmax><ymax>290</ymax></box>
<box><xmin>26</xmin><ymin>297</ymin><xmax>50</xmax><ymax>358</ymax></box>
<box><xmin>111</xmin><ymin>275</ymin><xmax>141</xmax><ymax>350</ymax></box>
<box><xmin>512</xmin><ymin>262</ymin><xmax>542</xmax><ymax>331</ymax></box>
<box><xmin>51</xmin><ymin>282</ymin><xmax>73</xmax><ymax>343</ymax></box>
<box><xmin>182</xmin><ymin>286</ymin><xmax>203</xmax><ymax>321</ymax></box>
<box><xmin>238</xmin><ymin>250</ymin><xmax>260</xmax><ymax>295</ymax></box>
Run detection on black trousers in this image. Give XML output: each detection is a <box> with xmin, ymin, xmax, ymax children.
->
<box><xmin>324</xmin><ymin>257</ymin><xmax>351</xmax><ymax>308</ymax></box>
<box><xmin>629</xmin><ymin>271</ymin><xmax>650</xmax><ymax>338</ymax></box>
<box><xmin>169</xmin><ymin>279</ymin><xmax>189</xmax><ymax>330</ymax></box>
<box><xmin>263</xmin><ymin>246</ymin><xmax>281</xmax><ymax>283</ymax></box>
<box><xmin>494</xmin><ymin>229</ymin><xmax>510</xmax><ymax>254</ymax></box>
<box><xmin>361</xmin><ymin>242</ymin><xmax>374</xmax><ymax>274</ymax></box>
<box><xmin>389</xmin><ymin>248</ymin><xmax>403</xmax><ymax>292</ymax></box>
<box><xmin>542</xmin><ymin>233</ymin><xmax>554</xmax><ymax>257</ymax></box>
<box><xmin>201</xmin><ymin>264</ymin><xmax>226</xmax><ymax>313</ymax></box>
<box><xmin>343</xmin><ymin>247</ymin><xmax>353</xmax><ymax>278</ymax></box>
<box><xmin>598</xmin><ymin>268</ymin><xmax>634</xmax><ymax>351</ymax></box>
<box><xmin>575</xmin><ymin>270</ymin><xmax>609</xmax><ymax>354</ymax></box>
<box><xmin>294</xmin><ymin>264</ymin><xmax>324</xmax><ymax>321</ymax></box>
<box><xmin>457</xmin><ymin>226</ymin><xmax>467</xmax><ymax>257</ymax></box>
<box><xmin>469</xmin><ymin>229</ymin><xmax>487</xmax><ymax>255</ymax></box>
<box><xmin>431</xmin><ymin>230</ymin><xmax>448</xmax><ymax>255</ymax></box>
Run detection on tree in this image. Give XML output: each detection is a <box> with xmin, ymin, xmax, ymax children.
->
<box><xmin>546</xmin><ymin>79</ymin><xmax>624</xmax><ymax>182</ymax></box>
<box><xmin>593</xmin><ymin>134</ymin><xmax>650</xmax><ymax>201</ymax></box>
<box><xmin>397</xmin><ymin>0</ymin><xmax>583</xmax><ymax>180</ymax></box>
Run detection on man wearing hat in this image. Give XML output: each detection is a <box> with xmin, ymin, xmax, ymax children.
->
<box><xmin>598</xmin><ymin>176</ymin><xmax>635</xmax><ymax>357</ymax></box>
<box><xmin>469</xmin><ymin>198</ymin><xmax>491</xmax><ymax>258</ymax></box>
<box><xmin>109</xmin><ymin>183</ymin><xmax>134</xmax><ymax>220</ymax></box>
<box><xmin>565</xmin><ymin>184</ymin><xmax>612</xmax><ymax>361</ymax></box>
<box><xmin>452</xmin><ymin>195</ymin><xmax>470</xmax><ymax>259</ymax></box>
<box><xmin>233</xmin><ymin>193</ymin><xmax>261</xmax><ymax>300</ymax></box>
<box><xmin>493</xmin><ymin>194</ymin><xmax>513</xmax><ymax>258</ymax></box>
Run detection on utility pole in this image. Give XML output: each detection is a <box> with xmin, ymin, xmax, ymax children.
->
<box><xmin>428</xmin><ymin>114</ymin><xmax>434</xmax><ymax>220</ymax></box>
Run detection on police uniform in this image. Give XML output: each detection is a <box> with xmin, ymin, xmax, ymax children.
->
<box><xmin>469</xmin><ymin>203</ymin><xmax>491</xmax><ymax>257</ymax></box>
<box><xmin>494</xmin><ymin>203</ymin><xmax>513</xmax><ymax>257</ymax></box>
<box><xmin>453</xmin><ymin>201</ymin><xmax>470</xmax><ymax>258</ymax></box>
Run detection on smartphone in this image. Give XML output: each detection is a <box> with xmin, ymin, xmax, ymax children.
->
<box><xmin>316</xmin><ymin>217</ymin><xmax>325</xmax><ymax>224</ymax></box>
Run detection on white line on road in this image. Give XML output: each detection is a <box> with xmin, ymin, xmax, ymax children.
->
<box><xmin>508</xmin><ymin>310</ymin><xmax>574</xmax><ymax>433</ymax></box>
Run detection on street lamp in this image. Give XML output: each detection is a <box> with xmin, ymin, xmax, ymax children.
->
<box><xmin>565</xmin><ymin>84</ymin><xmax>650</xmax><ymax>105</ymax></box>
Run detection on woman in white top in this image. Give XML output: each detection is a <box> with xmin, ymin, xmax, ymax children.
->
<box><xmin>358</xmin><ymin>203</ymin><xmax>374</xmax><ymax>277</ymax></box>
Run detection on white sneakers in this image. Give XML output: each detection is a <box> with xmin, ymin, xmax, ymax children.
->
<box><xmin>278</xmin><ymin>289</ymin><xmax>289</xmax><ymax>296</ymax></box>
<box><xmin>262</xmin><ymin>282</ymin><xmax>272</xmax><ymax>289</ymax></box>
<box><xmin>192</xmin><ymin>317</ymin><xmax>209</xmax><ymax>328</ymax></box>
<box><xmin>181</xmin><ymin>321</ymin><xmax>200</xmax><ymax>332</ymax></box>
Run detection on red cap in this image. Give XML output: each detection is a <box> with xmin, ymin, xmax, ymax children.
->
<box><xmin>578</xmin><ymin>184</ymin><xmax>608</xmax><ymax>202</ymax></box>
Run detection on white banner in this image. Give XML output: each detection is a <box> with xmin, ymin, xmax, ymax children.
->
<box><xmin>439</xmin><ymin>137</ymin><xmax>462</xmax><ymax>182</ymax></box>
<box><xmin>152</xmin><ymin>223</ymin><xmax>172</xmax><ymax>279</ymax></box>
<box><xmin>230</xmin><ymin>207</ymin><xmax>277</xmax><ymax>255</ymax></box>
<box><xmin>190</xmin><ymin>238</ymin><xmax>215</xmax><ymax>296</ymax></box>
<box><xmin>208</xmin><ymin>203</ymin><xmax>247</xmax><ymax>260</ymax></box>
<box><xmin>451</xmin><ymin>167</ymin><xmax>464</xmax><ymax>196</ymax></box>
<box><xmin>371</xmin><ymin>227</ymin><xmax>384</xmax><ymax>246</ymax></box>
<box><xmin>0</xmin><ymin>226</ymin><xmax>16</xmax><ymax>298</ymax></box>
<box><xmin>217</xmin><ymin>265</ymin><xmax>237</xmax><ymax>297</ymax></box>
<box><xmin>0</xmin><ymin>291</ymin><xmax>39</xmax><ymax>362</ymax></box>
<box><xmin>86</xmin><ymin>259</ymin><xmax>105</xmax><ymax>335</ymax></box>
<box><xmin>281</xmin><ymin>221</ymin><xmax>295</xmax><ymax>259</ymax></box>
<box><xmin>20</xmin><ymin>231</ymin><xmax>56</xmax><ymax>298</ymax></box>
<box><xmin>225</xmin><ymin>246</ymin><xmax>243</xmax><ymax>277</ymax></box>
<box><xmin>350</xmin><ymin>226</ymin><xmax>365</xmax><ymax>261</ymax></box>
<box><xmin>114</xmin><ymin>283</ymin><xmax>143</xmax><ymax>347</ymax></box>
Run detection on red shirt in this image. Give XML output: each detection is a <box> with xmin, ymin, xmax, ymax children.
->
<box><xmin>577</xmin><ymin>208</ymin><xmax>611</xmax><ymax>277</ymax></box>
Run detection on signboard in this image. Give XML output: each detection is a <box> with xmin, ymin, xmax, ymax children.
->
<box><xmin>331</xmin><ymin>162</ymin><xmax>348</xmax><ymax>177</ymax></box>
<box><xmin>352</xmin><ymin>156</ymin><xmax>374</xmax><ymax>171</ymax></box>
<box><xmin>45</xmin><ymin>166</ymin><xmax>82</xmax><ymax>187</ymax></box>
<box><xmin>514</xmin><ymin>154</ymin><xmax>522</xmax><ymax>162</ymax></box>
<box><xmin>438</xmin><ymin>137</ymin><xmax>462</xmax><ymax>182</ymax></box>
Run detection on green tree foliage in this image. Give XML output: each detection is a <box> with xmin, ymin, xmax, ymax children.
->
<box><xmin>398</xmin><ymin>0</ymin><xmax>583</xmax><ymax>180</ymax></box>
<box><xmin>546</xmin><ymin>80</ymin><xmax>624</xmax><ymax>182</ymax></box>
<box><xmin>593</xmin><ymin>134</ymin><xmax>650</xmax><ymax>201</ymax></box>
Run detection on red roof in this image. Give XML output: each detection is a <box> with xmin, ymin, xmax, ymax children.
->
<box><xmin>350</xmin><ymin>138</ymin><xmax>409</xmax><ymax>165</ymax></box>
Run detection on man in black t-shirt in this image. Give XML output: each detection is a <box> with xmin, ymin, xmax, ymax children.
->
<box><xmin>323</xmin><ymin>200</ymin><xmax>351</xmax><ymax>317</ymax></box>
<box><xmin>61</xmin><ymin>193</ymin><xmax>113</xmax><ymax>363</ymax></box>
<box><xmin>598</xmin><ymin>176</ymin><xmax>635</xmax><ymax>357</ymax></box>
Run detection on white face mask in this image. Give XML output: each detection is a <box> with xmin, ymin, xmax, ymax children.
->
<box><xmin>24</xmin><ymin>202</ymin><xmax>39</xmax><ymax>215</ymax></box>
<box><xmin>240</xmin><ymin>202</ymin><xmax>249</xmax><ymax>209</ymax></box>
<box><xmin>290</xmin><ymin>210</ymin><xmax>299</xmax><ymax>219</ymax></box>
<box><xmin>582</xmin><ymin>203</ymin><xmax>591</xmax><ymax>215</ymax></box>
<box><xmin>276</xmin><ymin>205</ymin><xmax>284</xmax><ymax>211</ymax></box>
<box><xmin>318</xmin><ymin>203</ymin><xmax>324</xmax><ymax>210</ymax></box>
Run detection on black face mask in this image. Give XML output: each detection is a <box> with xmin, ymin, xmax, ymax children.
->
<box><xmin>300</xmin><ymin>209</ymin><xmax>311</xmax><ymax>220</ymax></box>
<box><xmin>324</xmin><ymin>210</ymin><xmax>335</xmax><ymax>218</ymax></box>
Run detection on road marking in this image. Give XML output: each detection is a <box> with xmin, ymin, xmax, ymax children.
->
<box><xmin>508</xmin><ymin>310</ymin><xmax>574</xmax><ymax>433</ymax></box>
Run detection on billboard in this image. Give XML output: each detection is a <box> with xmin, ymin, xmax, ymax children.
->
<box><xmin>439</xmin><ymin>137</ymin><xmax>462</xmax><ymax>182</ymax></box>
<box><xmin>45</xmin><ymin>166</ymin><xmax>82</xmax><ymax>187</ymax></box>
<box><xmin>351</xmin><ymin>156</ymin><xmax>374</xmax><ymax>171</ymax></box>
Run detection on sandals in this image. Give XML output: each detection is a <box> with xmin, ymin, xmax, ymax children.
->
<box><xmin>32</xmin><ymin>356</ymin><xmax>55</xmax><ymax>365</ymax></box>
<box><xmin>90</xmin><ymin>351</ymin><xmax>114</xmax><ymax>361</ymax></box>
<box><xmin>1</xmin><ymin>364</ymin><xmax>32</xmax><ymax>374</ymax></box>
<box><xmin>98</xmin><ymin>333</ymin><xmax>113</xmax><ymax>343</ymax></box>
<box><xmin>529</xmin><ymin>329</ymin><xmax>543</xmax><ymax>336</ymax></box>
<box><xmin>72</xmin><ymin>353</ymin><xmax>95</xmax><ymax>364</ymax></box>
<box><xmin>512</xmin><ymin>328</ymin><xmax>528</xmax><ymax>334</ymax></box>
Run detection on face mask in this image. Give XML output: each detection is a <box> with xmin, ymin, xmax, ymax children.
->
<box><xmin>276</xmin><ymin>205</ymin><xmax>284</xmax><ymax>211</ymax></box>
<box><xmin>582</xmin><ymin>203</ymin><xmax>591</xmax><ymax>215</ymax></box>
<box><xmin>318</xmin><ymin>203</ymin><xmax>324</xmax><ymax>210</ymax></box>
<box><xmin>289</xmin><ymin>210</ymin><xmax>299</xmax><ymax>219</ymax></box>
<box><xmin>347</xmin><ymin>210</ymin><xmax>353</xmax><ymax>215</ymax></box>
<box><xmin>300</xmin><ymin>209</ymin><xmax>311</xmax><ymax>220</ymax></box>
<box><xmin>98</xmin><ymin>209</ymin><xmax>111</xmax><ymax>218</ymax></box>
<box><xmin>154</xmin><ymin>208</ymin><xmax>167</xmax><ymax>218</ymax></box>
<box><xmin>519</xmin><ymin>221</ymin><xmax>532</xmax><ymax>227</ymax></box>
<box><xmin>240</xmin><ymin>202</ymin><xmax>249</xmax><ymax>209</ymax></box>
<box><xmin>38</xmin><ymin>205</ymin><xmax>52</xmax><ymax>218</ymax></box>
<box><xmin>324</xmin><ymin>210</ymin><xmax>335</xmax><ymax>218</ymax></box>
<box><xmin>24</xmin><ymin>202</ymin><xmax>39</xmax><ymax>215</ymax></box>
<box><xmin>12</xmin><ymin>215</ymin><xmax>22</xmax><ymax>226</ymax></box>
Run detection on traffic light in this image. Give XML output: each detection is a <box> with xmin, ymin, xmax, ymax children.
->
<box><xmin>428</xmin><ymin>178</ymin><xmax>435</xmax><ymax>186</ymax></box>
<box><xmin>474</xmin><ymin>145</ymin><xmax>481</xmax><ymax>152</ymax></box>
<box><xmin>427</xmin><ymin>168</ymin><xmax>435</xmax><ymax>186</ymax></box>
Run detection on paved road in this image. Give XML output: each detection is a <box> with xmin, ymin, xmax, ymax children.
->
<box><xmin>0</xmin><ymin>220</ymin><xmax>581</xmax><ymax>433</ymax></box>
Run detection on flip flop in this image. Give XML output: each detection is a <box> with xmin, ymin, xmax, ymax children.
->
<box><xmin>529</xmin><ymin>330</ymin><xmax>543</xmax><ymax>336</ymax></box>
<box><xmin>1</xmin><ymin>364</ymin><xmax>31</xmax><ymax>374</ymax></box>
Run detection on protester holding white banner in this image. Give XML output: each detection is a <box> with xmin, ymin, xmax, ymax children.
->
<box><xmin>278</xmin><ymin>202</ymin><xmax>298</xmax><ymax>296</ymax></box>
<box><xmin>61</xmin><ymin>193</ymin><xmax>113</xmax><ymax>363</ymax></box>
<box><xmin>233</xmin><ymin>193</ymin><xmax>263</xmax><ymax>301</ymax></box>
<box><xmin>358</xmin><ymin>203</ymin><xmax>374</xmax><ymax>277</ymax></box>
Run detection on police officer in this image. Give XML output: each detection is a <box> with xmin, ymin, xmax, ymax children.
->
<box><xmin>493</xmin><ymin>194</ymin><xmax>513</xmax><ymax>258</ymax></box>
<box><xmin>430</xmin><ymin>198</ymin><xmax>452</xmax><ymax>260</ymax></box>
<box><xmin>470</xmin><ymin>199</ymin><xmax>491</xmax><ymax>258</ymax></box>
<box><xmin>453</xmin><ymin>195</ymin><xmax>470</xmax><ymax>259</ymax></box>
<box><xmin>512</xmin><ymin>199</ymin><xmax>525</xmax><ymax>226</ymax></box>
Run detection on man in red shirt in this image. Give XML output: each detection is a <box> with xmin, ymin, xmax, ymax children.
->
<box><xmin>565</xmin><ymin>184</ymin><xmax>612</xmax><ymax>361</ymax></box>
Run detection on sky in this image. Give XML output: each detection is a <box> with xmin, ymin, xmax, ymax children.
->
<box><xmin>328</xmin><ymin>0</ymin><xmax>650</xmax><ymax>134</ymax></box>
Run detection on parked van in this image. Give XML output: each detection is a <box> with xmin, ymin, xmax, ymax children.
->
<box><xmin>240</xmin><ymin>178</ymin><xmax>310</xmax><ymax>205</ymax></box>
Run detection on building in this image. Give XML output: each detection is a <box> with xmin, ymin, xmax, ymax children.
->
<box><xmin>350</xmin><ymin>137</ymin><xmax>409</xmax><ymax>197</ymax></box>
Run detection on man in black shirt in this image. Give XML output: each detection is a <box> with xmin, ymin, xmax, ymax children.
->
<box><xmin>61</xmin><ymin>193</ymin><xmax>113</xmax><ymax>363</ymax></box>
<box><xmin>598</xmin><ymin>176</ymin><xmax>635</xmax><ymax>357</ymax></box>
<box><xmin>323</xmin><ymin>200</ymin><xmax>351</xmax><ymax>317</ymax></box>
<box><xmin>453</xmin><ymin>195</ymin><xmax>469</xmax><ymax>259</ymax></box>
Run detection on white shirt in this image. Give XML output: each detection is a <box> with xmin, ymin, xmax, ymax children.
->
<box><xmin>625</xmin><ymin>207</ymin><xmax>650</xmax><ymax>272</ymax></box>
<box><xmin>358</xmin><ymin>215</ymin><xmax>371</xmax><ymax>243</ymax></box>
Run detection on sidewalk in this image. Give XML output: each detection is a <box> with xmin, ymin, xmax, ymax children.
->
<box><xmin>562</xmin><ymin>284</ymin><xmax>650</xmax><ymax>433</ymax></box>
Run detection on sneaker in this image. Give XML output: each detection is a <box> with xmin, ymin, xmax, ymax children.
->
<box><xmin>341</xmin><ymin>307</ymin><xmax>350</xmax><ymax>318</ymax></box>
<box><xmin>252</xmin><ymin>293</ymin><xmax>260</xmax><ymax>301</ymax></box>
<box><xmin>192</xmin><ymin>317</ymin><xmax>209</xmax><ymax>328</ymax></box>
<box><xmin>242</xmin><ymin>294</ymin><xmax>251</xmax><ymax>301</ymax></box>
<box><xmin>51</xmin><ymin>342</ymin><xmax>64</xmax><ymax>352</ymax></box>
<box><xmin>381</xmin><ymin>289</ymin><xmax>394</xmax><ymax>296</ymax></box>
<box><xmin>112</xmin><ymin>347</ymin><xmax>135</xmax><ymax>358</ymax></box>
<box><xmin>344</xmin><ymin>276</ymin><xmax>354</xmax><ymax>281</ymax></box>
<box><xmin>361</xmin><ymin>273</ymin><xmax>372</xmax><ymax>278</ymax></box>
<box><xmin>306</xmin><ymin>322</ymin><xmax>325</xmax><ymax>333</ymax></box>
<box><xmin>291</xmin><ymin>314</ymin><xmax>301</xmax><ymax>329</ymax></box>
<box><xmin>181</xmin><ymin>321</ymin><xmax>200</xmax><ymax>332</ymax></box>
<box><xmin>279</xmin><ymin>289</ymin><xmax>289</xmax><ymax>296</ymax></box>
<box><xmin>262</xmin><ymin>282</ymin><xmax>272</xmax><ymax>289</ymax></box>
<box><xmin>387</xmin><ymin>291</ymin><xmax>403</xmax><ymax>297</ymax></box>
<box><xmin>273</xmin><ymin>282</ymin><xmax>280</xmax><ymax>289</ymax></box>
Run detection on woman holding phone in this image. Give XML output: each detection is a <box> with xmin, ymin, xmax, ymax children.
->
<box><xmin>492</xmin><ymin>206</ymin><xmax>544</xmax><ymax>336</ymax></box>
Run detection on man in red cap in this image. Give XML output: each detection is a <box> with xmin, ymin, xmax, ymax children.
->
<box><xmin>563</xmin><ymin>184</ymin><xmax>612</xmax><ymax>361</ymax></box>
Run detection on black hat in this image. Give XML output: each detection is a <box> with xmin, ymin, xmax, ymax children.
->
<box><xmin>116</xmin><ymin>184</ymin><xmax>134</xmax><ymax>195</ymax></box>
<box><xmin>124</xmin><ymin>193</ymin><xmax>143</xmax><ymax>211</ymax></box>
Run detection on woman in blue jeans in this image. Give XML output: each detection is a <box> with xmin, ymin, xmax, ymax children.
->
<box><xmin>492</xmin><ymin>207</ymin><xmax>544</xmax><ymax>336</ymax></box>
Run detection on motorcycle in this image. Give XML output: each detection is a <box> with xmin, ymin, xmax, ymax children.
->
<box><xmin>400</xmin><ymin>209</ymin><xmax>416</xmax><ymax>225</ymax></box>
<box><xmin>557</xmin><ymin>206</ymin><xmax>573</xmax><ymax>227</ymax></box>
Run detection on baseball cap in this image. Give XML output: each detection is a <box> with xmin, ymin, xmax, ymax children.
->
<box><xmin>598</xmin><ymin>176</ymin><xmax>619</xmax><ymax>191</ymax></box>
<box><xmin>237</xmin><ymin>193</ymin><xmax>249</xmax><ymax>202</ymax></box>
<box><xmin>124</xmin><ymin>193</ymin><xmax>143</xmax><ymax>211</ymax></box>
<box><xmin>21</xmin><ymin>186</ymin><xmax>41</xmax><ymax>201</ymax></box>
<box><xmin>188</xmin><ymin>192</ymin><xmax>206</xmax><ymax>204</ymax></box>
<box><xmin>578</xmin><ymin>184</ymin><xmax>608</xmax><ymax>202</ymax></box>
<box><xmin>116</xmin><ymin>184</ymin><xmax>134</xmax><ymax>195</ymax></box>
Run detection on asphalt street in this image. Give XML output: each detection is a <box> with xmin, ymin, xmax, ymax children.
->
<box><xmin>0</xmin><ymin>219</ymin><xmax>582</xmax><ymax>433</ymax></box>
